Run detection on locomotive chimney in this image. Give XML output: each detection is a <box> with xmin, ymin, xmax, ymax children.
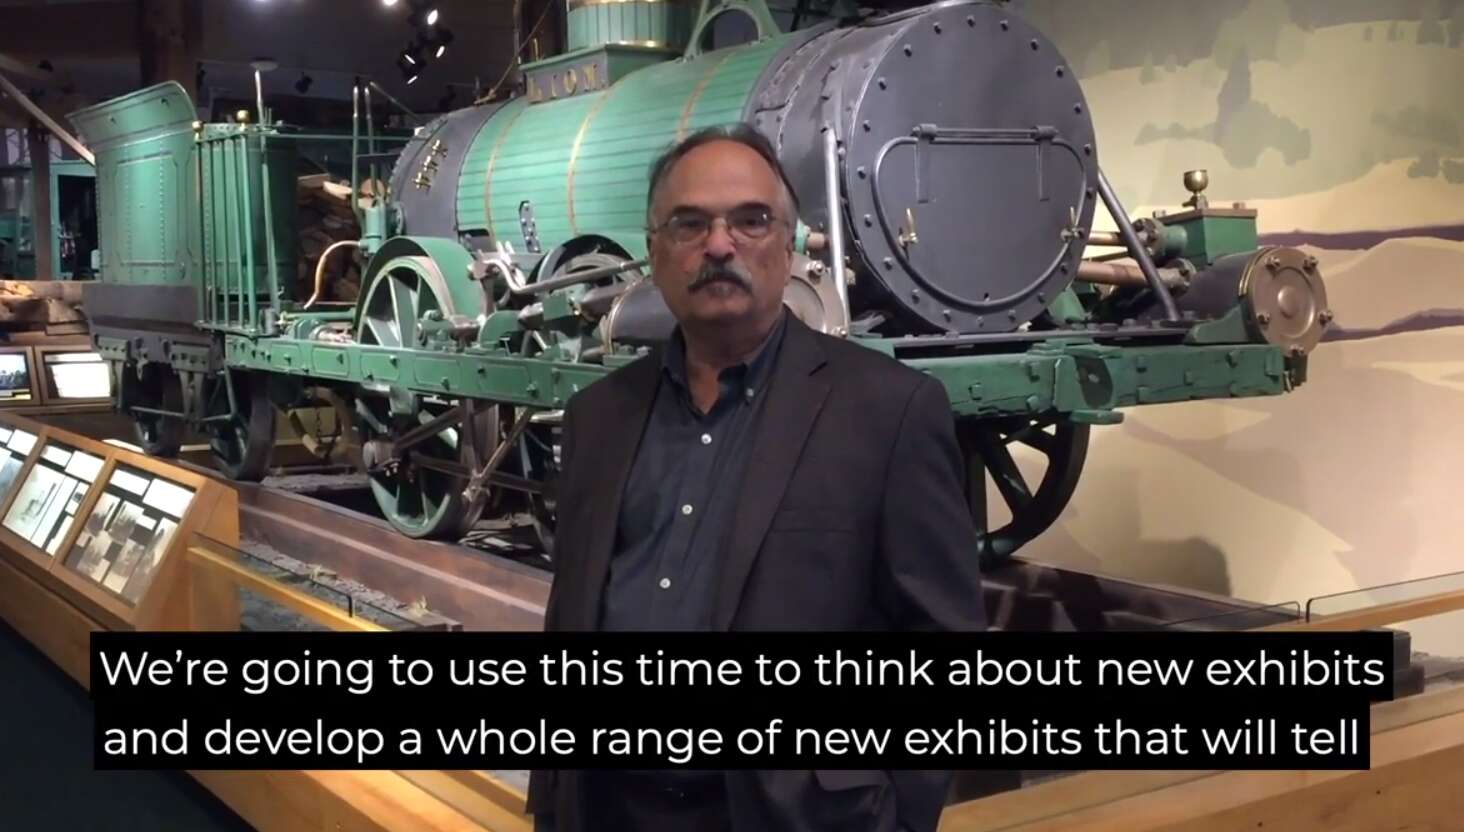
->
<box><xmin>564</xmin><ymin>0</ymin><xmax>695</xmax><ymax>54</ymax></box>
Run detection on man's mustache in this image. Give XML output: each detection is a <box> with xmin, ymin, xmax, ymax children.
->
<box><xmin>688</xmin><ymin>263</ymin><xmax>753</xmax><ymax>293</ymax></box>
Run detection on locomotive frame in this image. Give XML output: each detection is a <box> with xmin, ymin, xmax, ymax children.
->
<box><xmin>71</xmin><ymin>0</ymin><xmax>1328</xmax><ymax>566</ymax></box>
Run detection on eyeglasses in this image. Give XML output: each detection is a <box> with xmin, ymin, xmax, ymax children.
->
<box><xmin>649</xmin><ymin>205</ymin><xmax>787</xmax><ymax>246</ymax></box>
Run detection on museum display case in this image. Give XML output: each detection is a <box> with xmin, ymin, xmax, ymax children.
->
<box><xmin>0</xmin><ymin>412</ymin><xmax>237</xmax><ymax>641</ymax></box>
<box><xmin>35</xmin><ymin>346</ymin><xmax>111</xmax><ymax>405</ymax></box>
<box><xmin>0</xmin><ymin>342</ymin><xmax>112</xmax><ymax>414</ymax></box>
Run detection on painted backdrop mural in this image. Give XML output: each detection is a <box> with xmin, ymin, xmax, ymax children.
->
<box><xmin>1004</xmin><ymin>0</ymin><xmax>1464</xmax><ymax>638</ymax></box>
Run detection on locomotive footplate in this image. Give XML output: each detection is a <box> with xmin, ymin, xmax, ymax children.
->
<box><xmin>222</xmin><ymin>332</ymin><xmax>1291</xmax><ymax>422</ymax></box>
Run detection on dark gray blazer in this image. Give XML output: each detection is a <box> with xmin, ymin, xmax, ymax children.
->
<box><xmin>528</xmin><ymin>315</ymin><xmax>987</xmax><ymax>831</ymax></box>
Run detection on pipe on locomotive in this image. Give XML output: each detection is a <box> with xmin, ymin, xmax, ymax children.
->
<box><xmin>506</xmin><ymin>258</ymin><xmax>648</xmax><ymax>296</ymax></box>
<box><xmin>1075</xmin><ymin>260</ymin><xmax>1189</xmax><ymax>291</ymax></box>
<box><xmin>822</xmin><ymin>125</ymin><xmax>850</xmax><ymax>334</ymax></box>
<box><xmin>1096</xmin><ymin>170</ymin><xmax>1182</xmax><ymax>322</ymax></box>
<box><xmin>303</xmin><ymin>240</ymin><xmax>362</xmax><ymax>309</ymax></box>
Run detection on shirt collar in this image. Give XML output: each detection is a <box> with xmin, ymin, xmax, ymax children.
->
<box><xmin>663</xmin><ymin>308</ymin><xmax>788</xmax><ymax>398</ymax></box>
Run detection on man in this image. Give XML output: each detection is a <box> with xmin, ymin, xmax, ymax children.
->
<box><xmin>527</xmin><ymin>123</ymin><xmax>986</xmax><ymax>831</ymax></box>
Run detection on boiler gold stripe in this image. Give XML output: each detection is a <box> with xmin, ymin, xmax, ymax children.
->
<box><xmin>566</xmin><ymin>87</ymin><xmax>619</xmax><ymax>236</ymax></box>
<box><xmin>676</xmin><ymin>53</ymin><xmax>732</xmax><ymax>141</ymax></box>
<box><xmin>482</xmin><ymin>102</ymin><xmax>528</xmax><ymax>238</ymax></box>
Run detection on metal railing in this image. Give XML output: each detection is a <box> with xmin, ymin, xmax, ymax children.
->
<box><xmin>195</xmin><ymin>125</ymin><xmax>410</xmax><ymax>333</ymax></box>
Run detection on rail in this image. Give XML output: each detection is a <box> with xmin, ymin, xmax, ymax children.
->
<box><xmin>186</xmin><ymin>541</ymin><xmax>385</xmax><ymax>632</ymax></box>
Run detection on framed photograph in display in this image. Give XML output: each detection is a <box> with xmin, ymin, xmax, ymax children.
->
<box><xmin>0</xmin><ymin>347</ymin><xmax>37</xmax><ymax>405</ymax></box>
<box><xmin>64</xmin><ymin>464</ymin><xmax>195</xmax><ymax>605</ymax></box>
<box><xmin>0</xmin><ymin>421</ymin><xmax>40</xmax><ymax>501</ymax></box>
<box><xmin>35</xmin><ymin>348</ymin><xmax>112</xmax><ymax>405</ymax></box>
<box><xmin>0</xmin><ymin>439</ymin><xmax>104</xmax><ymax>559</ymax></box>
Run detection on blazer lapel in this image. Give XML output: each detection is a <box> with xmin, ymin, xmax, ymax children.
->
<box><xmin>711</xmin><ymin>318</ymin><xmax>830</xmax><ymax>630</ymax></box>
<box><xmin>564</xmin><ymin>355</ymin><xmax>660</xmax><ymax>630</ymax></box>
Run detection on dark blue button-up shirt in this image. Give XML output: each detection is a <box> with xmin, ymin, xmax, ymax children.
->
<box><xmin>600</xmin><ymin>311</ymin><xmax>788</xmax><ymax>631</ymax></box>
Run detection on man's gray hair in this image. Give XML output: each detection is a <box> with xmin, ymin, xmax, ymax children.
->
<box><xmin>645</xmin><ymin>123</ymin><xmax>801</xmax><ymax>225</ymax></box>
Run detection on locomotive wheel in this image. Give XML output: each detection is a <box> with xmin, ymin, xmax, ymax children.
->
<box><xmin>512</xmin><ymin>250</ymin><xmax>633</xmax><ymax>556</ymax></box>
<box><xmin>355</xmin><ymin>256</ymin><xmax>495</xmax><ymax>539</ymax></box>
<box><xmin>126</xmin><ymin>366</ymin><xmax>184</xmax><ymax>457</ymax></box>
<box><xmin>357</xmin><ymin>396</ymin><xmax>494</xmax><ymax>539</ymax></box>
<box><xmin>517</xmin><ymin>419</ymin><xmax>560</xmax><ymax>556</ymax></box>
<box><xmin>206</xmin><ymin>371</ymin><xmax>276</xmax><ymax>481</ymax></box>
<box><xmin>516</xmin><ymin>333</ymin><xmax>561</xmax><ymax>555</ymax></box>
<box><xmin>357</xmin><ymin>254</ymin><xmax>449</xmax><ymax>350</ymax></box>
<box><xmin>957</xmin><ymin>416</ymin><xmax>1089</xmax><ymax>568</ymax></box>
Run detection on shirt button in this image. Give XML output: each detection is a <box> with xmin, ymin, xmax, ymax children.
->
<box><xmin>744</xmin><ymin>388</ymin><xmax>755</xmax><ymax>400</ymax></box>
<box><xmin>659</xmin><ymin>578</ymin><xmax>671</xmax><ymax>590</ymax></box>
<box><xmin>681</xmin><ymin>504</ymin><xmax>694</xmax><ymax>516</ymax></box>
<box><xmin>701</xmin><ymin>433</ymin><xmax>712</xmax><ymax>445</ymax></box>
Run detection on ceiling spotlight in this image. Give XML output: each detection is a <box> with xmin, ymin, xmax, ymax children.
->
<box><xmin>432</xmin><ymin>28</ymin><xmax>455</xmax><ymax>58</ymax></box>
<box><xmin>407</xmin><ymin>4</ymin><xmax>439</xmax><ymax>28</ymax></box>
<box><xmin>397</xmin><ymin>56</ymin><xmax>420</xmax><ymax>85</ymax></box>
<box><xmin>382</xmin><ymin>0</ymin><xmax>399</xmax><ymax>6</ymax></box>
<box><xmin>401</xmin><ymin>46</ymin><xmax>421</xmax><ymax>66</ymax></box>
<box><xmin>295</xmin><ymin>73</ymin><xmax>313</xmax><ymax>94</ymax></box>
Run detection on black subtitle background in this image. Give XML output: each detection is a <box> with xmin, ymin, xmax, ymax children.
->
<box><xmin>91</xmin><ymin>631</ymin><xmax>1392</xmax><ymax>770</ymax></box>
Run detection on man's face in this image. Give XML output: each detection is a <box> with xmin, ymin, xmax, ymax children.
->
<box><xmin>647</xmin><ymin>140</ymin><xmax>793</xmax><ymax>336</ymax></box>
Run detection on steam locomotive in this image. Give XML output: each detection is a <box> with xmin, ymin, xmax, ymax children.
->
<box><xmin>71</xmin><ymin>0</ymin><xmax>1329</xmax><ymax>564</ymax></box>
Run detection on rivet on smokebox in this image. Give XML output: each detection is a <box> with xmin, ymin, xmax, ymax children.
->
<box><xmin>1257</xmin><ymin>312</ymin><xmax>1271</xmax><ymax>327</ymax></box>
<box><xmin>1318</xmin><ymin>309</ymin><xmax>1333</xmax><ymax>326</ymax></box>
<box><xmin>1304</xmin><ymin>256</ymin><xmax>1319</xmax><ymax>271</ymax></box>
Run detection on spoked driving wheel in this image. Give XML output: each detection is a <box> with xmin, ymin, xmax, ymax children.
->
<box><xmin>518</xmin><ymin>420</ymin><xmax>560</xmax><ymax>555</ymax></box>
<box><xmin>957</xmin><ymin>415</ymin><xmax>1089</xmax><ymax>568</ymax></box>
<box><xmin>124</xmin><ymin>365</ymin><xmax>184</xmax><ymax>457</ymax></box>
<box><xmin>205</xmin><ymin>370</ymin><xmax>276</xmax><ymax>481</ymax></box>
<box><xmin>357</xmin><ymin>396</ymin><xmax>496</xmax><ymax>539</ymax></box>
<box><xmin>514</xmin><ymin>333</ymin><xmax>561</xmax><ymax>555</ymax></box>
<box><xmin>508</xmin><ymin>251</ymin><xmax>634</xmax><ymax>556</ymax></box>
<box><xmin>354</xmin><ymin>255</ymin><xmax>496</xmax><ymax>539</ymax></box>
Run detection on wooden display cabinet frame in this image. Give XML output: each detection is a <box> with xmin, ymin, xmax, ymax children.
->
<box><xmin>0</xmin><ymin>344</ymin><xmax>41</xmax><ymax>406</ymax></box>
<box><xmin>0</xmin><ymin>412</ymin><xmax>238</xmax><ymax>640</ymax></box>
<box><xmin>32</xmin><ymin>343</ymin><xmax>113</xmax><ymax>408</ymax></box>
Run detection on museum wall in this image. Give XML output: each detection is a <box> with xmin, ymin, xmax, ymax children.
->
<box><xmin>1008</xmin><ymin>0</ymin><xmax>1464</xmax><ymax>644</ymax></box>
